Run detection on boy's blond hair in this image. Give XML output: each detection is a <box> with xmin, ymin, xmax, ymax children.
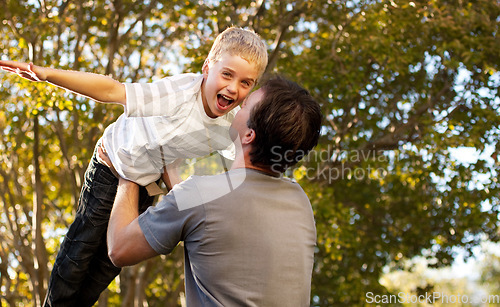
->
<box><xmin>206</xmin><ymin>26</ymin><xmax>268</xmax><ymax>79</ymax></box>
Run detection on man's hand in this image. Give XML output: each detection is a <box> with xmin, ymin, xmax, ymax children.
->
<box><xmin>97</xmin><ymin>143</ymin><xmax>118</xmax><ymax>175</ymax></box>
<box><xmin>162</xmin><ymin>159</ymin><xmax>183</xmax><ymax>190</ymax></box>
<box><xmin>0</xmin><ymin>60</ymin><xmax>46</xmax><ymax>82</ymax></box>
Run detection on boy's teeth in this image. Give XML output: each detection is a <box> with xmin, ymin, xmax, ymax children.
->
<box><xmin>217</xmin><ymin>94</ymin><xmax>234</xmax><ymax>108</ymax></box>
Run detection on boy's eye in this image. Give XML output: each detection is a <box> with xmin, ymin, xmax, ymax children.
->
<box><xmin>222</xmin><ymin>72</ymin><xmax>231</xmax><ymax>78</ymax></box>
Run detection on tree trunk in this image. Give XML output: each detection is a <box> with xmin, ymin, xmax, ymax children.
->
<box><xmin>32</xmin><ymin>115</ymin><xmax>49</xmax><ymax>305</ymax></box>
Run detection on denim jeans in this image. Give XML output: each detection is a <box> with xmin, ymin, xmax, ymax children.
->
<box><xmin>43</xmin><ymin>145</ymin><xmax>155</xmax><ymax>307</ymax></box>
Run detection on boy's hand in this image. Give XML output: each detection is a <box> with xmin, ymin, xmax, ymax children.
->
<box><xmin>0</xmin><ymin>60</ymin><xmax>46</xmax><ymax>82</ymax></box>
<box><xmin>1</xmin><ymin>60</ymin><xmax>126</xmax><ymax>105</ymax></box>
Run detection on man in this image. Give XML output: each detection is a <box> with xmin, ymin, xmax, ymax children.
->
<box><xmin>106</xmin><ymin>76</ymin><xmax>322</xmax><ymax>306</ymax></box>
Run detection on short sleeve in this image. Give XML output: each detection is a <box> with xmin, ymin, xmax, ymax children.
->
<box><xmin>125</xmin><ymin>74</ymin><xmax>203</xmax><ymax>117</ymax></box>
<box><xmin>138</xmin><ymin>177</ymin><xmax>205</xmax><ymax>254</ymax></box>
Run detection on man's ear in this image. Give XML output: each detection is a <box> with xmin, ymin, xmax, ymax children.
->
<box><xmin>241</xmin><ymin>128</ymin><xmax>256</xmax><ymax>145</ymax></box>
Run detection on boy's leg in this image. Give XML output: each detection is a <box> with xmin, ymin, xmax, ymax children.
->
<box><xmin>43</xmin><ymin>148</ymin><xmax>119</xmax><ymax>307</ymax></box>
<box><xmin>74</xmin><ymin>235</ymin><xmax>120</xmax><ymax>305</ymax></box>
<box><xmin>77</xmin><ymin>185</ymin><xmax>155</xmax><ymax>304</ymax></box>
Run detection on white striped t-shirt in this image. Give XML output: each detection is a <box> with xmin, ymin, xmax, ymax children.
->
<box><xmin>101</xmin><ymin>73</ymin><xmax>238</xmax><ymax>186</ymax></box>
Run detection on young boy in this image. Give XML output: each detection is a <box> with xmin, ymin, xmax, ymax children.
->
<box><xmin>0</xmin><ymin>26</ymin><xmax>268</xmax><ymax>306</ymax></box>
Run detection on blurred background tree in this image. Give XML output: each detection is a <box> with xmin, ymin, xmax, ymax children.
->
<box><xmin>0</xmin><ymin>0</ymin><xmax>498</xmax><ymax>305</ymax></box>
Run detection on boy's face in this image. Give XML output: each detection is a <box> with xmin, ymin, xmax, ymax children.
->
<box><xmin>201</xmin><ymin>54</ymin><xmax>259</xmax><ymax>118</ymax></box>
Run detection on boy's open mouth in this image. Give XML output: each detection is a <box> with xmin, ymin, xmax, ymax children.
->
<box><xmin>217</xmin><ymin>94</ymin><xmax>235</xmax><ymax>110</ymax></box>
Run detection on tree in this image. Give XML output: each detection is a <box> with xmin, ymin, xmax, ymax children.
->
<box><xmin>1</xmin><ymin>0</ymin><xmax>499</xmax><ymax>305</ymax></box>
<box><xmin>479</xmin><ymin>242</ymin><xmax>500</xmax><ymax>300</ymax></box>
<box><xmin>1</xmin><ymin>0</ymin><xmax>189</xmax><ymax>305</ymax></box>
<box><xmin>287</xmin><ymin>0</ymin><xmax>500</xmax><ymax>304</ymax></box>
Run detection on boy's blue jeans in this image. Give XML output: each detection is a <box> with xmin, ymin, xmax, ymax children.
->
<box><xmin>43</xmin><ymin>146</ymin><xmax>155</xmax><ymax>307</ymax></box>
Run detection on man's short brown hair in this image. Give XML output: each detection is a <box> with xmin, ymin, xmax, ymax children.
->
<box><xmin>248</xmin><ymin>76</ymin><xmax>322</xmax><ymax>173</ymax></box>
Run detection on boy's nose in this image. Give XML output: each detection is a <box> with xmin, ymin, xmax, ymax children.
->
<box><xmin>226</xmin><ymin>80</ymin><xmax>238</xmax><ymax>93</ymax></box>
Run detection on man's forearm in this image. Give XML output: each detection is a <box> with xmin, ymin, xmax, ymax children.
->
<box><xmin>107</xmin><ymin>178</ymin><xmax>158</xmax><ymax>267</ymax></box>
<box><xmin>107</xmin><ymin>178</ymin><xmax>140</xmax><ymax>265</ymax></box>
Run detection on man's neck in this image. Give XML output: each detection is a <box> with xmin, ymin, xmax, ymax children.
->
<box><xmin>230</xmin><ymin>154</ymin><xmax>279</xmax><ymax>177</ymax></box>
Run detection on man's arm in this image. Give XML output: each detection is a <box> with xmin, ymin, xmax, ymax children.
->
<box><xmin>0</xmin><ymin>60</ymin><xmax>126</xmax><ymax>105</ymax></box>
<box><xmin>107</xmin><ymin>178</ymin><xmax>158</xmax><ymax>267</ymax></box>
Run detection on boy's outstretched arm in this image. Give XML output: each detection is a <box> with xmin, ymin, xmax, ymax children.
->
<box><xmin>0</xmin><ymin>60</ymin><xmax>126</xmax><ymax>105</ymax></box>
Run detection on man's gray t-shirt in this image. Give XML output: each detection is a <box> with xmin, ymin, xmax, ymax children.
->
<box><xmin>138</xmin><ymin>168</ymin><xmax>316</xmax><ymax>306</ymax></box>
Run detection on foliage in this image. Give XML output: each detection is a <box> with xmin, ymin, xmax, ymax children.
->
<box><xmin>382</xmin><ymin>256</ymin><xmax>481</xmax><ymax>306</ymax></box>
<box><xmin>479</xmin><ymin>242</ymin><xmax>500</xmax><ymax>296</ymax></box>
<box><xmin>1</xmin><ymin>0</ymin><xmax>499</xmax><ymax>305</ymax></box>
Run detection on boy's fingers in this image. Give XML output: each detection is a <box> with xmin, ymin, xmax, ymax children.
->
<box><xmin>100</xmin><ymin>143</ymin><xmax>108</xmax><ymax>155</ymax></box>
<box><xmin>97</xmin><ymin>146</ymin><xmax>110</xmax><ymax>166</ymax></box>
<box><xmin>27</xmin><ymin>63</ymin><xmax>41</xmax><ymax>81</ymax></box>
<box><xmin>1</xmin><ymin>67</ymin><xmax>17</xmax><ymax>73</ymax></box>
<box><xmin>97</xmin><ymin>145</ymin><xmax>106</xmax><ymax>158</ymax></box>
<box><xmin>1</xmin><ymin>65</ymin><xmax>41</xmax><ymax>81</ymax></box>
<box><xmin>1</xmin><ymin>66</ymin><xmax>23</xmax><ymax>74</ymax></box>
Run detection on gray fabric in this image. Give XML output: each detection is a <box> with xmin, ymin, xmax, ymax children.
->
<box><xmin>138</xmin><ymin>168</ymin><xmax>316</xmax><ymax>306</ymax></box>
